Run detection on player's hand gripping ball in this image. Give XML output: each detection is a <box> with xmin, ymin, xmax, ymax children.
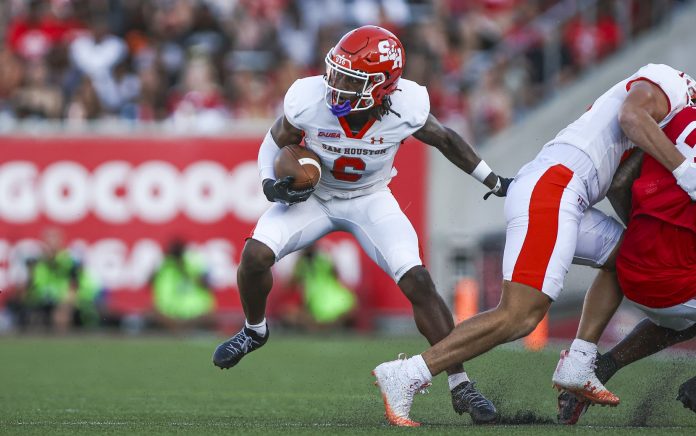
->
<box><xmin>274</xmin><ymin>144</ymin><xmax>322</xmax><ymax>190</ymax></box>
<box><xmin>263</xmin><ymin>144</ymin><xmax>321</xmax><ymax>205</ymax></box>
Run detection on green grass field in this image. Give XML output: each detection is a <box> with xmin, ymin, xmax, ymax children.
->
<box><xmin>1</xmin><ymin>335</ymin><xmax>694</xmax><ymax>435</ymax></box>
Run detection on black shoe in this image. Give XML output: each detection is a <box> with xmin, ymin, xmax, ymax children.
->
<box><xmin>557</xmin><ymin>353</ymin><xmax>619</xmax><ymax>425</ymax></box>
<box><xmin>557</xmin><ymin>390</ymin><xmax>590</xmax><ymax>425</ymax></box>
<box><xmin>677</xmin><ymin>375</ymin><xmax>696</xmax><ymax>413</ymax></box>
<box><xmin>212</xmin><ymin>326</ymin><xmax>269</xmax><ymax>369</ymax></box>
<box><xmin>451</xmin><ymin>381</ymin><xmax>498</xmax><ymax>424</ymax></box>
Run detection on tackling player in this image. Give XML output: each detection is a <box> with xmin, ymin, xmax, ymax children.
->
<box><xmin>211</xmin><ymin>25</ymin><xmax>511</xmax><ymax>425</ymax></box>
<box><xmin>556</xmin><ymin>105</ymin><xmax>696</xmax><ymax>424</ymax></box>
<box><xmin>372</xmin><ymin>63</ymin><xmax>696</xmax><ymax>425</ymax></box>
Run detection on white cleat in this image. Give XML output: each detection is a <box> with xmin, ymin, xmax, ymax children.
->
<box><xmin>552</xmin><ymin>349</ymin><xmax>619</xmax><ymax>406</ymax></box>
<box><xmin>372</xmin><ymin>355</ymin><xmax>431</xmax><ymax>427</ymax></box>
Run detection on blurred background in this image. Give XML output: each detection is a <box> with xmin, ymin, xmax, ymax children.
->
<box><xmin>0</xmin><ymin>0</ymin><xmax>694</xmax><ymax>348</ymax></box>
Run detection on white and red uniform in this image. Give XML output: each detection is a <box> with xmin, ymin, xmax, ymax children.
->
<box><xmin>502</xmin><ymin>64</ymin><xmax>693</xmax><ymax>300</ymax></box>
<box><xmin>252</xmin><ymin>76</ymin><xmax>429</xmax><ymax>281</ymax></box>
<box><xmin>616</xmin><ymin>106</ymin><xmax>696</xmax><ymax>330</ymax></box>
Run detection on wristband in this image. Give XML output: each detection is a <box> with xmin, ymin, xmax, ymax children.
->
<box><xmin>471</xmin><ymin>160</ymin><xmax>493</xmax><ymax>184</ymax></box>
<box><xmin>673</xmin><ymin>158</ymin><xmax>690</xmax><ymax>179</ymax></box>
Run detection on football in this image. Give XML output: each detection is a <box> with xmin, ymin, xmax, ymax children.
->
<box><xmin>274</xmin><ymin>144</ymin><xmax>322</xmax><ymax>190</ymax></box>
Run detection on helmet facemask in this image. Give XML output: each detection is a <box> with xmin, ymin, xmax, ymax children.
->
<box><xmin>324</xmin><ymin>51</ymin><xmax>386</xmax><ymax>117</ymax></box>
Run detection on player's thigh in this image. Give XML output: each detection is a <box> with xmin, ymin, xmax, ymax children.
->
<box><xmin>502</xmin><ymin>164</ymin><xmax>584</xmax><ymax>300</ymax></box>
<box><xmin>343</xmin><ymin>191</ymin><xmax>421</xmax><ymax>282</ymax></box>
<box><xmin>630</xmin><ymin>299</ymin><xmax>696</xmax><ymax>331</ymax></box>
<box><xmin>251</xmin><ymin>197</ymin><xmax>334</xmax><ymax>260</ymax></box>
<box><xmin>572</xmin><ymin>207</ymin><xmax>624</xmax><ymax>269</ymax></box>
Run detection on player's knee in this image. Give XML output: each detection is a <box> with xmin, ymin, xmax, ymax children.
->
<box><xmin>398</xmin><ymin>266</ymin><xmax>437</xmax><ymax>303</ymax></box>
<box><xmin>496</xmin><ymin>304</ymin><xmax>545</xmax><ymax>339</ymax></box>
<box><xmin>517</xmin><ymin>310</ymin><xmax>545</xmax><ymax>338</ymax></box>
<box><xmin>240</xmin><ymin>239</ymin><xmax>275</xmax><ymax>272</ymax></box>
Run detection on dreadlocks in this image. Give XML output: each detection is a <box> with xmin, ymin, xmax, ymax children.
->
<box><xmin>371</xmin><ymin>91</ymin><xmax>402</xmax><ymax>121</ymax></box>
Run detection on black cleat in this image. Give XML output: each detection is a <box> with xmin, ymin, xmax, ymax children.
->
<box><xmin>557</xmin><ymin>352</ymin><xmax>619</xmax><ymax>425</ymax></box>
<box><xmin>451</xmin><ymin>381</ymin><xmax>498</xmax><ymax>424</ymax></box>
<box><xmin>557</xmin><ymin>390</ymin><xmax>590</xmax><ymax>425</ymax></box>
<box><xmin>677</xmin><ymin>375</ymin><xmax>696</xmax><ymax>413</ymax></box>
<box><xmin>212</xmin><ymin>326</ymin><xmax>269</xmax><ymax>369</ymax></box>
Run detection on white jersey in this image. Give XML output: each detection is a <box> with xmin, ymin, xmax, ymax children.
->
<box><xmin>284</xmin><ymin>75</ymin><xmax>429</xmax><ymax>200</ymax></box>
<box><xmin>544</xmin><ymin>63</ymin><xmax>692</xmax><ymax>204</ymax></box>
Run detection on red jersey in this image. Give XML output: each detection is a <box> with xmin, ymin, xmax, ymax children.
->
<box><xmin>630</xmin><ymin>106</ymin><xmax>696</xmax><ymax>233</ymax></box>
<box><xmin>617</xmin><ymin>106</ymin><xmax>696</xmax><ymax>308</ymax></box>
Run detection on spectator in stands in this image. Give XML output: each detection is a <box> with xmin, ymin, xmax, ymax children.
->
<box><xmin>150</xmin><ymin>239</ymin><xmax>216</xmax><ymax>333</ymax></box>
<box><xmin>0</xmin><ymin>48</ymin><xmax>24</xmax><ymax>114</ymax></box>
<box><xmin>469</xmin><ymin>66</ymin><xmax>513</xmax><ymax>139</ymax></box>
<box><xmin>227</xmin><ymin>69</ymin><xmax>275</xmax><ymax>119</ymax></box>
<box><xmin>137</xmin><ymin>62</ymin><xmax>168</xmax><ymax>121</ymax></box>
<box><xmin>6</xmin><ymin>0</ymin><xmax>82</xmax><ymax>62</ymax></box>
<box><xmin>109</xmin><ymin>56</ymin><xmax>141</xmax><ymax>120</ymax></box>
<box><xmin>185</xmin><ymin>2</ymin><xmax>228</xmax><ymax>60</ymax></box>
<box><xmin>276</xmin><ymin>0</ymin><xmax>319</xmax><ymax>69</ymax></box>
<box><xmin>167</xmin><ymin>53</ymin><xmax>228</xmax><ymax>132</ymax></box>
<box><xmin>594</xmin><ymin>1</ymin><xmax>623</xmax><ymax>59</ymax></box>
<box><xmin>64</xmin><ymin>76</ymin><xmax>101</xmax><ymax>122</ymax></box>
<box><xmin>562</xmin><ymin>5</ymin><xmax>621</xmax><ymax>73</ymax></box>
<box><xmin>12</xmin><ymin>58</ymin><xmax>63</xmax><ymax>119</ymax></box>
<box><xmin>69</xmin><ymin>12</ymin><xmax>127</xmax><ymax>112</ymax></box>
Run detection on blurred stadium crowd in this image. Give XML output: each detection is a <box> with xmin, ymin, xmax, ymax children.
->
<box><xmin>0</xmin><ymin>0</ymin><xmax>689</xmax><ymax>141</ymax></box>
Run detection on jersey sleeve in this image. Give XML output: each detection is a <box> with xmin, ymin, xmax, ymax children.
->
<box><xmin>406</xmin><ymin>82</ymin><xmax>430</xmax><ymax>131</ymax></box>
<box><xmin>283</xmin><ymin>78</ymin><xmax>312</xmax><ymax>130</ymax></box>
<box><xmin>392</xmin><ymin>79</ymin><xmax>430</xmax><ymax>135</ymax></box>
<box><xmin>626</xmin><ymin>64</ymin><xmax>690</xmax><ymax>119</ymax></box>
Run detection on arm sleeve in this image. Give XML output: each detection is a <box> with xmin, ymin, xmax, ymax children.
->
<box><xmin>258</xmin><ymin>130</ymin><xmax>280</xmax><ymax>181</ymax></box>
<box><xmin>627</xmin><ymin>64</ymin><xmax>690</xmax><ymax>120</ymax></box>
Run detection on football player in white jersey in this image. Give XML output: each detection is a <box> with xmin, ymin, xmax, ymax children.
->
<box><xmin>372</xmin><ymin>63</ymin><xmax>696</xmax><ymax>425</ymax></box>
<box><xmin>211</xmin><ymin>25</ymin><xmax>511</xmax><ymax>425</ymax></box>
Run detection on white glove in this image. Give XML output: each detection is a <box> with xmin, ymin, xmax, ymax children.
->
<box><xmin>673</xmin><ymin>159</ymin><xmax>696</xmax><ymax>201</ymax></box>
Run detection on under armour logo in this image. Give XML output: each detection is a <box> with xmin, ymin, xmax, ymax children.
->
<box><xmin>370</xmin><ymin>137</ymin><xmax>384</xmax><ymax>144</ymax></box>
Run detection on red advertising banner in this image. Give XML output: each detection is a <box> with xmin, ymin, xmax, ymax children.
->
<box><xmin>0</xmin><ymin>136</ymin><xmax>427</xmax><ymax>323</ymax></box>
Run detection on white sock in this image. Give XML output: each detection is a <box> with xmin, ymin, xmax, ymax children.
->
<box><xmin>408</xmin><ymin>354</ymin><xmax>433</xmax><ymax>383</ymax></box>
<box><xmin>448</xmin><ymin>372</ymin><xmax>471</xmax><ymax>390</ymax></box>
<box><xmin>569</xmin><ymin>339</ymin><xmax>597</xmax><ymax>363</ymax></box>
<box><xmin>245</xmin><ymin>319</ymin><xmax>267</xmax><ymax>337</ymax></box>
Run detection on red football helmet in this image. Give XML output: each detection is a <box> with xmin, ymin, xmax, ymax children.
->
<box><xmin>324</xmin><ymin>25</ymin><xmax>405</xmax><ymax>116</ymax></box>
<box><xmin>686</xmin><ymin>73</ymin><xmax>696</xmax><ymax>105</ymax></box>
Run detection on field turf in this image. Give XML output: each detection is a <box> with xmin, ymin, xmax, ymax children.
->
<box><xmin>1</xmin><ymin>335</ymin><xmax>694</xmax><ymax>435</ymax></box>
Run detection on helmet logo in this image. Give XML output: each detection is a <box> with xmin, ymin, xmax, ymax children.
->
<box><xmin>378</xmin><ymin>40</ymin><xmax>402</xmax><ymax>69</ymax></box>
<box><xmin>333</xmin><ymin>53</ymin><xmax>352</xmax><ymax>68</ymax></box>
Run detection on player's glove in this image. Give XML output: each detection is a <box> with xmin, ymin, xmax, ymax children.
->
<box><xmin>673</xmin><ymin>159</ymin><xmax>696</xmax><ymax>201</ymax></box>
<box><xmin>677</xmin><ymin>375</ymin><xmax>696</xmax><ymax>413</ymax></box>
<box><xmin>483</xmin><ymin>177</ymin><xmax>513</xmax><ymax>200</ymax></box>
<box><xmin>262</xmin><ymin>177</ymin><xmax>314</xmax><ymax>205</ymax></box>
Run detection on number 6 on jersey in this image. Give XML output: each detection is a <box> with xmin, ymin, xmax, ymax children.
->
<box><xmin>331</xmin><ymin>156</ymin><xmax>366</xmax><ymax>182</ymax></box>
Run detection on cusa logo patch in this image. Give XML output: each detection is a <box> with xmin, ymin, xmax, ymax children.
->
<box><xmin>318</xmin><ymin>129</ymin><xmax>342</xmax><ymax>140</ymax></box>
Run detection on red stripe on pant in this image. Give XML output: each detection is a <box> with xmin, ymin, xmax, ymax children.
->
<box><xmin>511</xmin><ymin>164</ymin><xmax>574</xmax><ymax>291</ymax></box>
